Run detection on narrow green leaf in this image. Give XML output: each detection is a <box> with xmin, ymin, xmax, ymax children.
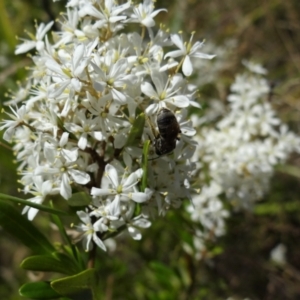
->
<box><xmin>51</xmin><ymin>211</ymin><xmax>80</xmax><ymax>265</ymax></box>
<box><xmin>141</xmin><ymin>140</ymin><xmax>151</xmax><ymax>192</ymax></box>
<box><xmin>276</xmin><ymin>164</ymin><xmax>300</xmax><ymax>178</ymax></box>
<box><xmin>150</xmin><ymin>261</ymin><xmax>175</xmax><ymax>278</ymax></box>
<box><xmin>0</xmin><ymin>0</ymin><xmax>16</xmax><ymax>50</ymax></box>
<box><xmin>49</xmin><ymin>200</ymin><xmax>85</xmax><ymax>269</ymax></box>
<box><xmin>125</xmin><ymin>113</ymin><xmax>145</xmax><ymax>147</ymax></box>
<box><xmin>0</xmin><ymin>193</ymin><xmax>68</xmax><ymax>216</ymax></box>
<box><xmin>149</xmin><ymin>261</ymin><xmax>180</xmax><ymax>289</ymax></box>
<box><xmin>21</xmin><ymin>254</ymin><xmax>80</xmax><ymax>275</ymax></box>
<box><xmin>50</xmin><ymin>207</ymin><xmax>72</xmax><ymax>245</ymax></box>
<box><xmin>68</xmin><ymin>192</ymin><xmax>91</xmax><ymax>207</ymax></box>
<box><xmin>19</xmin><ymin>281</ymin><xmax>61</xmax><ymax>299</ymax></box>
<box><xmin>255</xmin><ymin>201</ymin><xmax>300</xmax><ymax>215</ymax></box>
<box><xmin>0</xmin><ymin>201</ymin><xmax>55</xmax><ymax>254</ymax></box>
<box><xmin>51</xmin><ymin>269</ymin><xmax>100</xmax><ymax>299</ymax></box>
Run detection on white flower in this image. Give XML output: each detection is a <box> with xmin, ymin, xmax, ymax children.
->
<box><xmin>22</xmin><ymin>177</ymin><xmax>56</xmax><ymax>221</ymax></box>
<box><xmin>165</xmin><ymin>33</ymin><xmax>215</xmax><ymax>76</ymax></box>
<box><xmin>46</xmin><ymin>43</ymin><xmax>94</xmax><ymax>99</ymax></box>
<box><xmin>4</xmin><ymin>80</ymin><xmax>32</xmax><ymax>106</ymax></box>
<box><xmin>108</xmin><ymin>201</ymin><xmax>152</xmax><ymax>240</ymax></box>
<box><xmin>189</xmin><ymin>183</ymin><xmax>229</xmax><ymax>237</ymax></box>
<box><xmin>79</xmin><ymin>0</ymin><xmax>130</xmax><ymax>31</ymax></box>
<box><xmin>128</xmin><ymin>0</ymin><xmax>167</xmax><ymax>28</ymax></box>
<box><xmin>53</xmin><ymin>8</ymin><xmax>81</xmax><ymax>47</ymax></box>
<box><xmin>15</xmin><ymin>21</ymin><xmax>54</xmax><ymax>55</ymax></box>
<box><xmin>126</xmin><ymin>216</ymin><xmax>151</xmax><ymax>240</ymax></box>
<box><xmin>242</xmin><ymin>59</ymin><xmax>267</xmax><ymax>75</ymax></box>
<box><xmin>252</xmin><ymin>103</ymin><xmax>280</xmax><ymax>136</ymax></box>
<box><xmin>64</xmin><ymin>109</ymin><xmax>104</xmax><ymax>150</ymax></box>
<box><xmin>91</xmin><ymin>164</ymin><xmax>149</xmax><ymax>205</ymax></box>
<box><xmin>76</xmin><ymin>211</ymin><xmax>107</xmax><ymax>252</ymax></box>
<box><xmin>90</xmin><ymin>198</ymin><xmax>121</xmax><ymax>220</ymax></box>
<box><xmin>270</xmin><ymin>243</ymin><xmax>287</xmax><ymax>265</ymax></box>
<box><xmin>276</xmin><ymin>124</ymin><xmax>300</xmax><ymax>154</ymax></box>
<box><xmin>35</xmin><ymin>147</ymin><xmax>90</xmax><ymax>200</ymax></box>
<box><xmin>92</xmin><ymin>56</ymin><xmax>136</xmax><ymax>104</ymax></box>
<box><xmin>0</xmin><ymin>105</ymin><xmax>28</xmax><ymax>141</ymax></box>
<box><xmin>142</xmin><ymin>71</ymin><xmax>190</xmax><ymax>115</ymax></box>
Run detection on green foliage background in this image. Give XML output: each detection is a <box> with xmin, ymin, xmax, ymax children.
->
<box><xmin>0</xmin><ymin>0</ymin><xmax>300</xmax><ymax>299</ymax></box>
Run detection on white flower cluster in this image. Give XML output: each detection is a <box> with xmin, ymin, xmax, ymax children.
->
<box><xmin>186</xmin><ymin>62</ymin><xmax>300</xmax><ymax>259</ymax></box>
<box><xmin>0</xmin><ymin>0</ymin><xmax>214</xmax><ymax>251</ymax></box>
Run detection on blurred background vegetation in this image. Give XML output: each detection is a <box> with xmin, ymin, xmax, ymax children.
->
<box><xmin>0</xmin><ymin>0</ymin><xmax>300</xmax><ymax>299</ymax></box>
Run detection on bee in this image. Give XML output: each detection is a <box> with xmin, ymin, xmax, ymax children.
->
<box><xmin>148</xmin><ymin>108</ymin><xmax>181</xmax><ymax>157</ymax></box>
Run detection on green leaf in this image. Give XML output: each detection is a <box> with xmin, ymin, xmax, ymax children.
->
<box><xmin>68</xmin><ymin>192</ymin><xmax>91</xmax><ymax>207</ymax></box>
<box><xmin>51</xmin><ymin>269</ymin><xmax>101</xmax><ymax>299</ymax></box>
<box><xmin>149</xmin><ymin>261</ymin><xmax>175</xmax><ymax>279</ymax></box>
<box><xmin>50</xmin><ymin>211</ymin><xmax>73</xmax><ymax>246</ymax></box>
<box><xmin>49</xmin><ymin>202</ymin><xmax>85</xmax><ymax>270</ymax></box>
<box><xmin>255</xmin><ymin>201</ymin><xmax>300</xmax><ymax>215</ymax></box>
<box><xmin>149</xmin><ymin>261</ymin><xmax>180</xmax><ymax>289</ymax></box>
<box><xmin>125</xmin><ymin>113</ymin><xmax>145</xmax><ymax>147</ymax></box>
<box><xmin>276</xmin><ymin>164</ymin><xmax>300</xmax><ymax>178</ymax></box>
<box><xmin>54</xmin><ymin>252</ymin><xmax>83</xmax><ymax>274</ymax></box>
<box><xmin>21</xmin><ymin>253</ymin><xmax>80</xmax><ymax>275</ymax></box>
<box><xmin>0</xmin><ymin>0</ymin><xmax>16</xmax><ymax>50</ymax></box>
<box><xmin>0</xmin><ymin>201</ymin><xmax>55</xmax><ymax>254</ymax></box>
<box><xmin>141</xmin><ymin>140</ymin><xmax>151</xmax><ymax>192</ymax></box>
<box><xmin>0</xmin><ymin>193</ymin><xmax>68</xmax><ymax>216</ymax></box>
<box><xmin>19</xmin><ymin>281</ymin><xmax>61</xmax><ymax>299</ymax></box>
<box><xmin>211</xmin><ymin>246</ymin><xmax>224</xmax><ymax>256</ymax></box>
<box><xmin>50</xmin><ymin>211</ymin><xmax>81</xmax><ymax>267</ymax></box>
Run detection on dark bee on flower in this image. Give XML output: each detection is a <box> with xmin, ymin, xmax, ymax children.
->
<box><xmin>150</xmin><ymin>108</ymin><xmax>181</xmax><ymax>156</ymax></box>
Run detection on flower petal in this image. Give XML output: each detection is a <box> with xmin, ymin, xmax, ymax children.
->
<box><xmin>91</xmin><ymin>187</ymin><xmax>116</xmax><ymax>197</ymax></box>
<box><xmin>182</xmin><ymin>55</ymin><xmax>193</xmax><ymax>76</ymax></box>
<box><xmin>61</xmin><ymin>173</ymin><xmax>71</xmax><ymax>200</ymax></box>
<box><xmin>123</xmin><ymin>172</ymin><xmax>139</xmax><ymax>190</ymax></box>
<box><xmin>69</xmin><ymin>169</ymin><xmax>90</xmax><ymax>185</ymax></box>
<box><xmin>141</xmin><ymin>82</ymin><xmax>158</xmax><ymax>98</ymax></box>
<box><xmin>105</xmin><ymin>164</ymin><xmax>119</xmax><ymax>187</ymax></box>
<box><xmin>93</xmin><ymin>232</ymin><xmax>107</xmax><ymax>251</ymax></box>
<box><xmin>128</xmin><ymin>226</ymin><xmax>142</xmax><ymax>240</ymax></box>
<box><xmin>130</xmin><ymin>192</ymin><xmax>149</xmax><ymax>203</ymax></box>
